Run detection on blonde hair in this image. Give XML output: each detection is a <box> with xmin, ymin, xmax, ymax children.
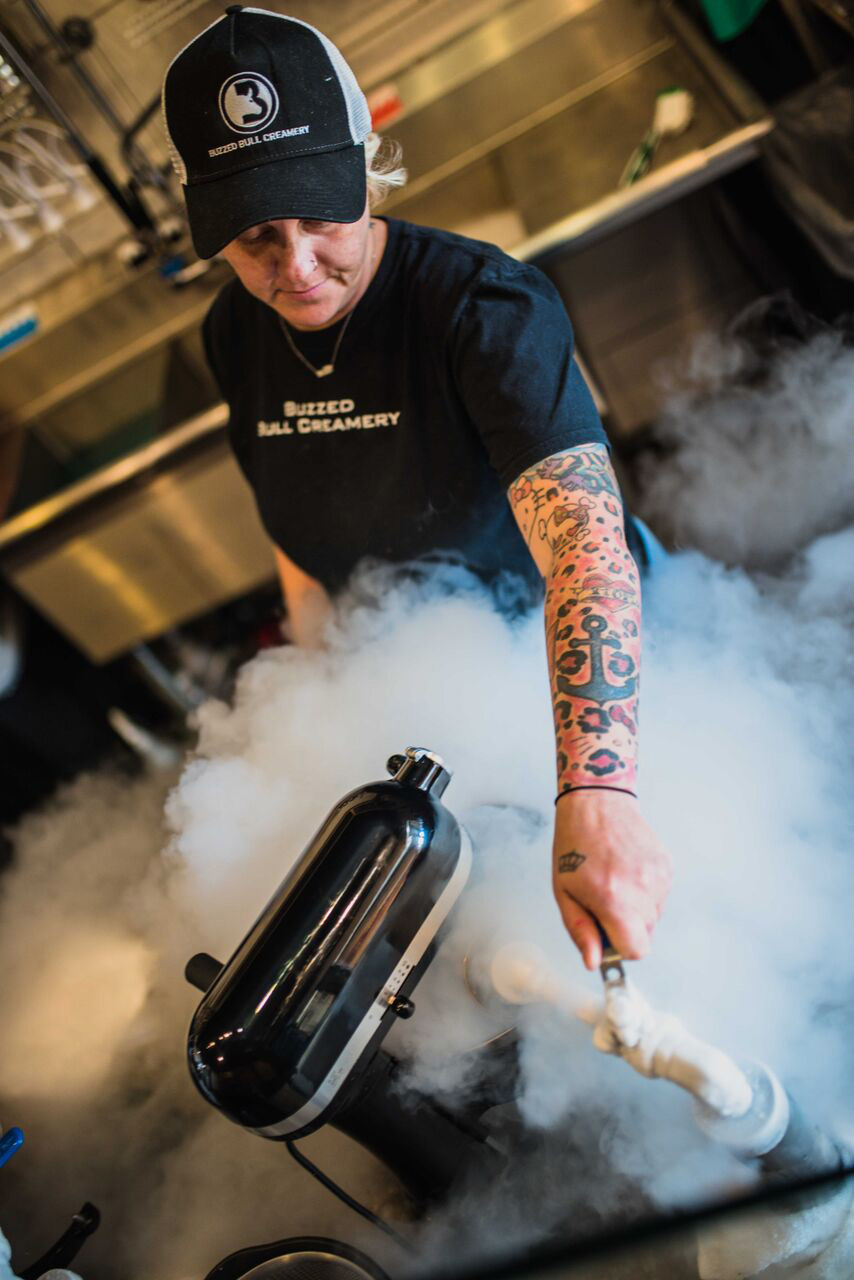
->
<box><xmin>365</xmin><ymin>132</ymin><xmax>407</xmax><ymax>207</ymax></box>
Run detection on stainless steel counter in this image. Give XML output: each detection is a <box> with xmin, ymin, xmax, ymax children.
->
<box><xmin>0</xmin><ymin>406</ymin><xmax>277</xmax><ymax>663</ymax></box>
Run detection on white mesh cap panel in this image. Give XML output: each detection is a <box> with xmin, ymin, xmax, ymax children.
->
<box><xmin>312</xmin><ymin>28</ymin><xmax>372</xmax><ymax>143</ymax></box>
<box><xmin>161</xmin><ymin>89</ymin><xmax>187</xmax><ymax>184</ymax></box>
<box><xmin>243</xmin><ymin>8</ymin><xmax>371</xmax><ymax>143</ymax></box>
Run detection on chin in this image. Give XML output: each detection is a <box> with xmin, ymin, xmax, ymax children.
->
<box><xmin>279</xmin><ymin>311</ymin><xmax>334</xmax><ymax>331</ymax></box>
<box><xmin>277</xmin><ymin>300</ymin><xmax>346</xmax><ymax>331</ymax></box>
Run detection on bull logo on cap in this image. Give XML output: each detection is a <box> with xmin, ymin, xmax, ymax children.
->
<box><xmin>218</xmin><ymin>72</ymin><xmax>279</xmax><ymax>133</ymax></box>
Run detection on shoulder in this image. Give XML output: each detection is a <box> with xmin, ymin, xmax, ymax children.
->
<box><xmin>388</xmin><ymin>218</ymin><xmax>553</xmax><ymax>312</ymax></box>
<box><xmin>390</xmin><ymin>217</ymin><xmax>510</xmax><ymax>270</ymax></box>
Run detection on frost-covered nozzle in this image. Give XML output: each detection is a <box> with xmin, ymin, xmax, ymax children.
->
<box><xmin>488</xmin><ymin>942</ymin><xmax>754</xmax><ymax>1117</ymax></box>
<box><xmin>694</xmin><ymin>1057</ymin><xmax>843</xmax><ymax>1181</ymax></box>
<box><xmin>694</xmin><ymin>1059</ymin><xmax>789</xmax><ymax>1159</ymax></box>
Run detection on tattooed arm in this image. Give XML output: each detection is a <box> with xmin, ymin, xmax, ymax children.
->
<box><xmin>509</xmin><ymin>444</ymin><xmax>671</xmax><ymax>969</ymax></box>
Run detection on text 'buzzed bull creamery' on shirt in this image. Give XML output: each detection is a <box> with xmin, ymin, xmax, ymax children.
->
<box><xmin>257</xmin><ymin>399</ymin><xmax>402</xmax><ymax>437</ymax></box>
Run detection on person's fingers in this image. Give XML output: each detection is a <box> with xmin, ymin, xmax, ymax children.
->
<box><xmin>554</xmin><ymin>890</ymin><xmax>602</xmax><ymax>970</ymax></box>
<box><xmin>602</xmin><ymin>908</ymin><xmax>651</xmax><ymax>961</ymax></box>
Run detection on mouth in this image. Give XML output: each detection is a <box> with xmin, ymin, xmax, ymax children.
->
<box><xmin>278</xmin><ymin>280</ymin><xmax>326</xmax><ymax>300</ymax></box>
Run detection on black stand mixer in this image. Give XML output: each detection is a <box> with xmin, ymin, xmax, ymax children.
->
<box><xmin>184</xmin><ymin>747</ymin><xmax>518</xmax><ymax>1253</ymax></box>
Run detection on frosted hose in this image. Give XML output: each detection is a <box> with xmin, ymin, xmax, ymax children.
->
<box><xmin>490</xmin><ymin>941</ymin><xmax>752</xmax><ymax>1117</ymax></box>
<box><xmin>489</xmin><ymin>943</ymin><xmax>848</xmax><ymax>1280</ymax></box>
<box><xmin>592</xmin><ymin>970</ymin><xmax>753</xmax><ymax>1118</ymax></box>
<box><xmin>489</xmin><ymin>940</ymin><xmax>846</xmax><ymax>1177</ymax></box>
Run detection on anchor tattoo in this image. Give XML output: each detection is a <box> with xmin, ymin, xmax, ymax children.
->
<box><xmin>556</xmin><ymin>613</ymin><xmax>637</xmax><ymax>705</ymax></box>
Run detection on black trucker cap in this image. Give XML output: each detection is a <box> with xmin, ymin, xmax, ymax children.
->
<box><xmin>162</xmin><ymin>6</ymin><xmax>372</xmax><ymax>258</ymax></box>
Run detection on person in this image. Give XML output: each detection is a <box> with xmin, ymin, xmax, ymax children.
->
<box><xmin>161</xmin><ymin>6</ymin><xmax>672</xmax><ymax>971</ymax></box>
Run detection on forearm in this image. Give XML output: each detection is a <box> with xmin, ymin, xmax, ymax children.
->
<box><xmin>546</xmin><ymin>509</ymin><xmax>640</xmax><ymax>794</ymax></box>
<box><xmin>508</xmin><ymin>445</ymin><xmax>667</xmax><ymax>961</ymax></box>
<box><xmin>510</xmin><ymin>446</ymin><xmax>641</xmax><ymax>793</ymax></box>
<box><xmin>282</xmin><ymin>582</ymin><xmax>335</xmax><ymax>648</ymax></box>
<box><xmin>273</xmin><ymin>546</ymin><xmax>334</xmax><ymax>648</ymax></box>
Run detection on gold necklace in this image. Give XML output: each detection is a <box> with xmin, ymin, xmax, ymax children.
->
<box><xmin>278</xmin><ymin>310</ymin><xmax>353</xmax><ymax>378</ymax></box>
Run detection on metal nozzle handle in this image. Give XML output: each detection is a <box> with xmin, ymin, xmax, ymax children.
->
<box><xmin>596</xmin><ymin>922</ymin><xmax>626</xmax><ymax>985</ymax></box>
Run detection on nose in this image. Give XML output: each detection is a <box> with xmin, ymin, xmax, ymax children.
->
<box><xmin>271</xmin><ymin>223</ymin><xmax>318</xmax><ymax>288</ymax></box>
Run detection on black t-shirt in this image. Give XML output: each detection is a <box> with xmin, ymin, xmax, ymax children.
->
<box><xmin>202</xmin><ymin>217</ymin><xmax>612</xmax><ymax>597</ymax></box>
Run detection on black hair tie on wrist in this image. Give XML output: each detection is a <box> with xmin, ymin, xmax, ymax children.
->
<box><xmin>555</xmin><ymin>784</ymin><xmax>638</xmax><ymax>805</ymax></box>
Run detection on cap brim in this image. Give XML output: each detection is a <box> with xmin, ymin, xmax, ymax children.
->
<box><xmin>185</xmin><ymin>144</ymin><xmax>366</xmax><ymax>259</ymax></box>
